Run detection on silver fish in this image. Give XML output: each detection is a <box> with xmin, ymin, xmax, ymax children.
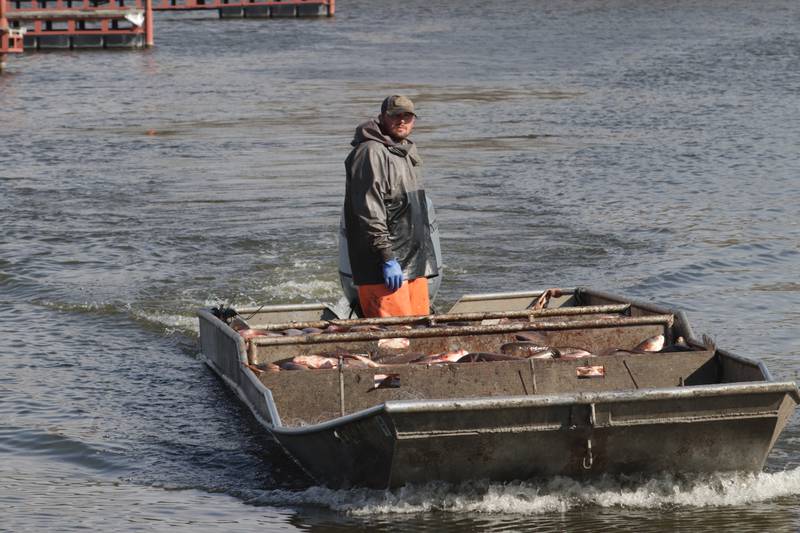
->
<box><xmin>456</xmin><ymin>352</ymin><xmax>520</xmax><ymax>363</ymax></box>
<box><xmin>377</xmin><ymin>337</ymin><xmax>410</xmax><ymax>350</ymax></box>
<box><xmin>293</xmin><ymin>355</ymin><xmax>337</xmax><ymax>369</ymax></box>
<box><xmin>501</xmin><ymin>342</ymin><xmax>553</xmax><ymax>358</ymax></box>
<box><xmin>633</xmin><ymin>334</ymin><xmax>665</xmax><ymax>352</ymax></box>
<box><xmin>662</xmin><ymin>336</ymin><xmax>694</xmax><ymax>352</ymax></box>
<box><xmin>279</xmin><ymin>361</ymin><xmax>308</xmax><ymax>371</ymax></box>
<box><xmin>554</xmin><ymin>347</ymin><xmax>595</xmax><ymax>359</ymax></box>
<box><xmin>370</xmin><ymin>373</ymin><xmax>401</xmax><ymax>390</ymax></box>
<box><xmin>412</xmin><ymin>349</ymin><xmax>469</xmax><ymax>364</ymax></box>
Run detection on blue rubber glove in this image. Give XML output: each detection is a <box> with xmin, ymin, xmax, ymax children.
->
<box><xmin>382</xmin><ymin>259</ymin><xmax>404</xmax><ymax>292</ymax></box>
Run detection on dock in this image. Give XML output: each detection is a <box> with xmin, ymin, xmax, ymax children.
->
<box><xmin>1</xmin><ymin>0</ymin><xmax>333</xmax><ymax>66</ymax></box>
<box><xmin>7</xmin><ymin>0</ymin><xmax>154</xmax><ymax>49</ymax></box>
<box><xmin>152</xmin><ymin>0</ymin><xmax>335</xmax><ymax>19</ymax></box>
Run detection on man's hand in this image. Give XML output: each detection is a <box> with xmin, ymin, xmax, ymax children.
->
<box><xmin>382</xmin><ymin>259</ymin><xmax>404</xmax><ymax>292</ymax></box>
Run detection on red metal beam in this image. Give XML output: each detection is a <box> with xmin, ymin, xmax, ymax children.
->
<box><xmin>1</xmin><ymin>0</ymin><xmax>25</xmax><ymax>70</ymax></box>
<box><xmin>144</xmin><ymin>0</ymin><xmax>151</xmax><ymax>45</ymax></box>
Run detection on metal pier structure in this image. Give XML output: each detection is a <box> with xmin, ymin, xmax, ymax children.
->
<box><xmin>1</xmin><ymin>0</ymin><xmax>332</xmax><ymax>59</ymax></box>
<box><xmin>7</xmin><ymin>0</ymin><xmax>154</xmax><ymax>49</ymax></box>
<box><xmin>152</xmin><ymin>0</ymin><xmax>335</xmax><ymax>19</ymax></box>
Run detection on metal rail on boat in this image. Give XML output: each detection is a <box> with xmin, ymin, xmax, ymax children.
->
<box><xmin>250</xmin><ymin>314</ymin><xmax>675</xmax><ymax>347</ymax></box>
<box><xmin>240</xmin><ymin>302</ymin><xmax>633</xmax><ymax>331</ymax></box>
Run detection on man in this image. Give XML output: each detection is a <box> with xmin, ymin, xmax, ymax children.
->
<box><xmin>343</xmin><ymin>95</ymin><xmax>438</xmax><ymax>317</ymax></box>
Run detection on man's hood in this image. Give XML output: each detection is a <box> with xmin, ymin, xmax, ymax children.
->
<box><xmin>351</xmin><ymin>118</ymin><xmax>422</xmax><ymax>165</ymax></box>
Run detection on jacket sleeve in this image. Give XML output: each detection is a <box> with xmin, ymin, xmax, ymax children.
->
<box><xmin>348</xmin><ymin>144</ymin><xmax>394</xmax><ymax>262</ymax></box>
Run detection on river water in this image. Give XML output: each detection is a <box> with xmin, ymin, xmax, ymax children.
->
<box><xmin>2</xmin><ymin>0</ymin><xmax>800</xmax><ymax>530</ymax></box>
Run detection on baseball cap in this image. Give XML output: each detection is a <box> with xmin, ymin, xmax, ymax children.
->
<box><xmin>381</xmin><ymin>95</ymin><xmax>417</xmax><ymax>117</ymax></box>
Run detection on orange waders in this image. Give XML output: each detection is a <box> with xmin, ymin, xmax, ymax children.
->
<box><xmin>357</xmin><ymin>277</ymin><xmax>430</xmax><ymax>317</ymax></box>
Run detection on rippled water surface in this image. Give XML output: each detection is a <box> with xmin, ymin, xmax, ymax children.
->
<box><xmin>2</xmin><ymin>0</ymin><xmax>800</xmax><ymax>531</ymax></box>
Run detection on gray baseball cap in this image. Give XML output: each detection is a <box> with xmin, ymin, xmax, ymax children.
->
<box><xmin>381</xmin><ymin>95</ymin><xmax>417</xmax><ymax>117</ymax></box>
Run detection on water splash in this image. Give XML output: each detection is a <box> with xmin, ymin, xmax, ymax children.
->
<box><xmin>244</xmin><ymin>470</ymin><xmax>800</xmax><ymax>515</ymax></box>
<box><xmin>262</xmin><ymin>279</ymin><xmax>341</xmax><ymax>301</ymax></box>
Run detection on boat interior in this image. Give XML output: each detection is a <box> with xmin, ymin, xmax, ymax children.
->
<box><xmin>233</xmin><ymin>296</ymin><xmax>768</xmax><ymax>427</ymax></box>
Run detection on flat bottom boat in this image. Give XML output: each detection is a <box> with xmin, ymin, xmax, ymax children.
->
<box><xmin>197</xmin><ymin>287</ymin><xmax>799</xmax><ymax>488</ymax></box>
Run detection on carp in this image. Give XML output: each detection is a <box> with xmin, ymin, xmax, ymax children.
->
<box><xmin>370</xmin><ymin>373</ymin><xmax>401</xmax><ymax>390</ymax></box>
<box><xmin>662</xmin><ymin>336</ymin><xmax>694</xmax><ymax>352</ymax></box>
<box><xmin>554</xmin><ymin>347</ymin><xmax>595</xmax><ymax>359</ymax></box>
<box><xmin>377</xmin><ymin>337</ymin><xmax>411</xmax><ymax>350</ymax></box>
<box><xmin>528</xmin><ymin>350</ymin><xmax>557</xmax><ymax>360</ymax></box>
<box><xmin>246</xmin><ymin>363</ymin><xmax>264</xmax><ymax>375</ymax></box>
<box><xmin>531</xmin><ymin>288</ymin><xmax>562</xmax><ymax>311</ymax></box>
<box><xmin>292</xmin><ymin>355</ymin><xmax>337</xmax><ymax>369</ymax></box>
<box><xmin>341</xmin><ymin>353</ymin><xmax>380</xmax><ymax>368</ymax></box>
<box><xmin>501</xmin><ymin>341</ymin><xmax>554</xmax><ymax>358</ymax></box>
<box><xmin>237</xmin><ymin>328</ymin><xmax>278</xmax><ymax>340</ymax></box>
<box><xmin>456</xmin><ymin>352</ymin><xmax>520</xmax><ymax>363</ymax></box>
<box><xmin>373</xmin><ymin>352</ymin><xmax>428</xmax><ymax>365</ymax></box>
<box><xmin>279</xmin><ymin>361</ymin><xmax>308</xmax><ymax>371</ymax></box>
<box><xmin>601</xmin><ymin>349</ymin><xmax>645</xmax><ymax>357</ymax></box>
<box><xmin>315</xmin><ymin>349</ymin><xmax>379</xmax><ymax>368</ymax></box>
<box><xmin>412</xmin><ymin>349</ymin><xmax>470</xmax><ymax>364</ymax></box>
<box><xmin>249</xmin><ymin>362</ymin><xmax>281</xmax><ymax>374</ymax></box>
<box><xmin>634</xmin><ymin>334</ymin><xmax>665</xmax><ymax>352</ymax></box>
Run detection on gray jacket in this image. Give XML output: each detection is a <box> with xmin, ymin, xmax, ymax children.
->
<box><xmin>343</xmin><ymin>119</ymin><xmax>438</xmax><ymax>286</ymax></box>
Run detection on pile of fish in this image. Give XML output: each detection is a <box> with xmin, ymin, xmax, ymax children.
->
<box><xmin>235</xmin><ymin>318</ymin><xmax>694</xmax><ymax>374</ymax></box>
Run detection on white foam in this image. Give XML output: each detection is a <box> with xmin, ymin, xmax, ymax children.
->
<box><xmin>262</xmin><ymin>279</ymin><xmax>341</xmax><ymax>301</ymax></box>
<box><xmin>139</xmin><ymin>310</ymin><xmax>198</xmax><ymax>334</ymax></box>
<box><xmin>245</xmin><ymin>469</ymin><xmax>800</xmax><ymax>515</ymax></box>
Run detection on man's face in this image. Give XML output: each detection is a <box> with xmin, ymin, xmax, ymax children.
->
<box><xmin>380</xmin><ymin>112</ymin><xmax>416</xmax><ymax>141</ymax></box>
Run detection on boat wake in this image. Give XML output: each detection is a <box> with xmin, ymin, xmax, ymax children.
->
<box><xmin>244</xmin><ymin>469</ymin><xmax>800</xmax><ymax>515</ymax></box>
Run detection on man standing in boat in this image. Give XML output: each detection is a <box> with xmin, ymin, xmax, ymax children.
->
<box><xmin>343</xmin><ymin>95</ymin><xmax>439</xmax><ymax>317</ymax></box>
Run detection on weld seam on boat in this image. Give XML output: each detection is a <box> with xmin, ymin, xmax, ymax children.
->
<box><xmin>270</xmin><ymin>405</ymin><xmax>389</xmax><ymax>435</ymax></box>
<box><xmin>395</xmin><ymin>423</ymin><xmax>564</xmax><ymax>439</ymax></box>
<box><xmin>604</xmin><ymin>412</ymin><xmax>780</xmax><ymax>427</ymax></box>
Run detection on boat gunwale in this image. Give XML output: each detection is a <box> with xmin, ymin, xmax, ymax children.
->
<box><xmin>265</xmin><ymin>380</ymin><xmax>800</xmax><ymax>436</ymax></box>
